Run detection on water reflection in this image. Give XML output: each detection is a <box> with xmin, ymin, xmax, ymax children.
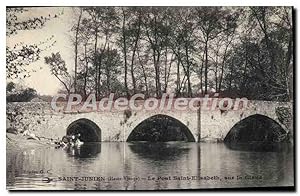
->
<box><xmin>65</xmin><ymin>143</ymin><xmax>101</xmax><ymax>158</ymax></box>
<box><xmin>128</xmin><ymin>142</ymin><xmax>191</xmax><ymax>161</ymax></box>
<box><xmin>224</xmin><ymin>142</ymin><xmax>291</xmax><ymax>152</ymax></box>
<box><xmin>7</xmin><ymin>142</ymin><xmax>294</xmax><ymax>190</ymax></box>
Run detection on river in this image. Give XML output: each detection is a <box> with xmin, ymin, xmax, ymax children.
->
<box><xmin>7</xmin><ymin>142</ymin><xmax>294</xmax><ymax>190</ymax></box>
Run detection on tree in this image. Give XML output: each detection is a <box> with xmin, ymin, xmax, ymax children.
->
<box><xmin>142</xmin><ymin>7</ymin><xmax>171</xmax><ymax>97</ymax></box>
<box><xmin>6</xmin><ymin>82</ymin><xmax>15</xmax><ymax>92</ymax></box>
<box><xmin>83</xmin><ymin>7</ymin><xmax>119</xmax><ymax>99</ymax></box>
<box><xmin>170</xmin><ymin>7</ymin><xmax>197</xmax><ymax>97</ymax></box>
<box><xmin>72</xmin><ymin>7</ymin><xmax>83</xmax><ymax>93</ymax></box>
<box><xmin>6</xmin><ymin>82</ymin><xmax>37</xmax><ymax>102</ymax></box>
<box><xmin>6</xmin><ymin>44</ymin><xmax>41</xmax><ymax>79</ymax></box>
<box><xmin>117</xmin><ymin>7</ymin><xmax>144</xmax><ymax>97</ymax></box>
<box><xmin>248</xmin><ymin>7</ymin><xmax>293</xmax><ymax>101</ymax></box>
<box><xmin>195</xmin><ymin>7</ymin><xmax>238</xmax><ymax>94</ymax></box>
<box><xmin>65</xmin><ymin>6</ymin><xmax>293</xmax><ymax>101</ymax></box>
<box><xmin>120</xmin><ymin>7</ymin><xmax>130</xmax><ymax>97</ymax></box>
<box><xmin>99</xmin><ymin>46</ymin><xmax>122</xmax><ymax>95</ymax></box>
<box><xmin>222</xmin><ymin>7</ymin><xmax>293</xmax><ymax>101</ymax></box>
<box><xmin>44</xmin><ymin>52</ymin><xmax>72</xmax><ymax>94</ymax></box>
<box><xmin>6</xmin><ymin>7</ymin><xmax>60</xmax><ymax>79</ymax></box>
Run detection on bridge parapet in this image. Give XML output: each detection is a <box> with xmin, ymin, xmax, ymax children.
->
<box><xmin>6</xmin><ymin>100</ymin><xmax>293</xmax><ymax>142</ymax></box>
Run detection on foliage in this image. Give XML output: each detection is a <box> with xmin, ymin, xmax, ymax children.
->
<box><xmin>6</xmin><ymin>82</ymin><xmax>37</xmax><ymax>102</ymax></box>
<box><xmin>44</xmin><ymin>52</ymin><xmax>72</xmax><ymax>93</ymax></box>
<box><xmin>7</xmin><ymin>7</ymin><xmax>293</xmax><ymax>101</ymax></box>
<box><xmin>6</xmin><ymin>7</ymin><xmax>60</xmax><ymax>79</ymax></box>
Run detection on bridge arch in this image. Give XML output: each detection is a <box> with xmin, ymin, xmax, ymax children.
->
<box><xmin>66</xmin><ymin>118</ymin><xmax>101</xmax><ymax>142</ymax></box>
<box><xmin>127</xmin><ymin>114</ymin><xmax>195</xmax><ymax>142</ymax></box>
<box><xmin>224</xmin><ymin>114</ymin><xmax>289</xmax><ymax>148</ymax></box>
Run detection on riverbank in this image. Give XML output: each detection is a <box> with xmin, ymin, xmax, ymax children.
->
<box><xmin>6</xmin><ymin>133</ymin><xmax>57</xmax><ymax>155</ymax></box>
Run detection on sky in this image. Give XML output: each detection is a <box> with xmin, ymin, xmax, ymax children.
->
<box><xmin>7</xmin><ymin>7</ymin><xmax>76</xmax><ymax>95</ymax></box>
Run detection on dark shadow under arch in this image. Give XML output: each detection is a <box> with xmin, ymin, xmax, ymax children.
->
<box><xmin>66</xmin><ymin>118</ymin><xmax>101</xmax><ymax>142</ymax></box>
<box><xmin>127</xmin><ymin>114</ymin><xmax>195</xmax><ymax>142</ymax></box>
<box><xmin>224</xmin><ymin>114</ymin><xmax>290</xmax><ymax>151</ymax></box>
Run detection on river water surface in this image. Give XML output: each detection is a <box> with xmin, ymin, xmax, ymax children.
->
<box><xmin>7</xmin><ymin>142</ymin><xmax>294</xmax><ymax>190</ymax></box>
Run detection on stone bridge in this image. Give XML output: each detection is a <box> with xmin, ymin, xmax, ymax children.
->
<box><xmin>6</xmin><ymin>100</ymin><xmax>293</xmax><ymax>142</ymax></box>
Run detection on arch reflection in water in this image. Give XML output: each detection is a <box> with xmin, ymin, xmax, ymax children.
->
<box><xmin>65</xmin><ymin>143</ymin><xmax>101</xmax><ymax>158</ymax></box>
<box><xmin>224</xmin><ymin>114</ymin><xmax>291</xmax><ymax>152</ymax></box>
<box><xmin>128</xmin><ymin>142</ymin><xmax>191</xmax><ymax>161</ymax></box>
<box><xmin>127</xmin><ymin>114</ymin><xmax>195</xmax><ymax>142</ymax></box>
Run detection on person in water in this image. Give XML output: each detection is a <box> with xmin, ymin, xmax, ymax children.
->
<box><xmin>72</xmin><ymin>133</ymin><xmax>83</xmax><ymax>146</ymax></box>
<box><xmin>57</xmin><ymin>133</ymin><xmax>83</xmax><ymax>148</ymax></box>
<box><xmin>60</xmin><ymin>135</ymin><xmax>72</xmax><ymax>147</ymax></box>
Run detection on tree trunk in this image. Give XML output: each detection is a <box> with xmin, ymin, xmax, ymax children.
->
<box><xmin>176</xmin><ymin>57</ymin><xmax>181</xmax><ymax>96</ymax></box>
<box><xmin>94</xmin><ymin>28</ymin><xmax>98</xmax><ymax>99</ymax></box>
<box><xmin>97</xmin><ymin>36</ymin><xmax>108</xmax><ymax>97</ymax></box>
<box><xmin>122</xmin><ymin>9</ymin><xmax>129</xmax><ymax>98</ymax></box>
<box><xmin>200</xmin><ymin>51</ymin><xmax>205</xmax><ymax>94</ymax></box>
<box><xmin>130</xmin><ymin>14</ymin><xmax>141</xmax><ymax>94</ymax></box>
<box><xmin>55</xmin><ymin>75</ymin><xmax>70</xmax><ymax>95</ymax></box>
<box><xmin>106</xmin><ymin>48</ymin><xmax>111</xmax><ymax>92</ymax></box>
<box><xmin>164</xmin><ymin>46</ymin><xmax>168</xmax><ymax>93</ymax></box>
<box><xmin>155</xmin><ymin>52</ymin><xmax>161</xmax><ymax>97</ymax></box>
<box><xmin>83</xmin><ymin>44</ymin><xmax>88</xmax><ymax>98</ymax></box>
<box><xmin>145</xmin><ymin>17</ymin><xmax>161</xmax><ymax>98</ymax></box>
<box><xmin>218</xmin><ymin>40</ymin><xmax>231</xmax><ymax>92</ymax></box>
<box><xmin>137</xmin><ymin>50</ymin><xmax>149</xmax><ymax>96</ymax></box>
<box><xmin>74</xmin><ymin>8</ymin><xmax>82</xmax><ymax>93</ymax></box>
<box><xmin>165</xmin><ymin>54</ymin><xmax>173</xmax><ymax>93</ymax></box>
<box><xmin>173</xmin><ymin>47</ymin><xmax>182</xmax><ymax>97</ymax></box>
<box><xmin>185</xmin><ymin>43</ymin><xmax>192</xmax><ymax>97</ymax></box>
<box><xmin>204</xmin><ymin>38</ymin><xmax>209</xmax><ymax>94</ymax></box>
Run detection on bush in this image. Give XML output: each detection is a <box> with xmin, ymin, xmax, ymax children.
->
<box><xmin>6</xmin><ymin>82</ymin><xmax>37</xmax><ymax>102</ymax></box>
